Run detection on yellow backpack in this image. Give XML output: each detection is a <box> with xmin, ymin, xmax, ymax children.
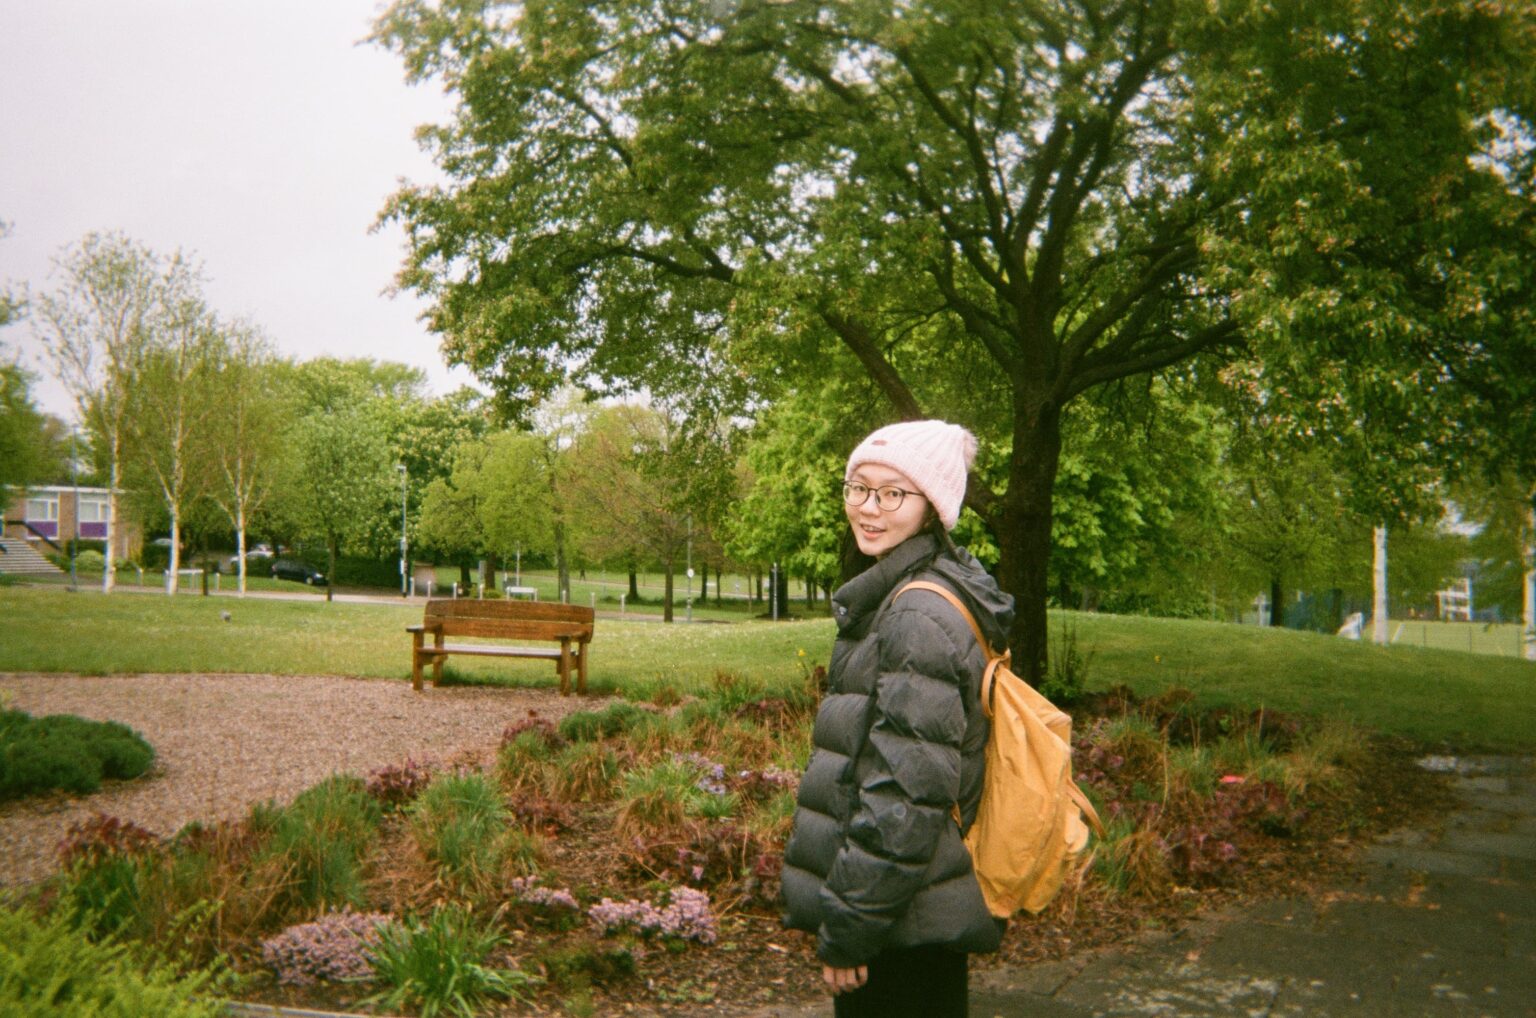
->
<box><xmin>897</xmin><ymin>581</ymin><xmax>1104</xmax><ymax>917</ymax></box>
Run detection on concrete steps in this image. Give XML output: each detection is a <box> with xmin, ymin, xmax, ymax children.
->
<box><xmin>0</xmin><ymin>538</ymin><xmax>65</xmax><ymax>576</ymax></box>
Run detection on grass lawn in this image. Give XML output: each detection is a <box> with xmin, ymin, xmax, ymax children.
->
<box><xmin>1388</xmin><ymin>619</ymin><xmax>1530</xmax><ymax>659</ymax></box>
<box><xmin>1</xmin><ymin>586</ymin><xmax>1531</xmax><ymax>751</ymax></box>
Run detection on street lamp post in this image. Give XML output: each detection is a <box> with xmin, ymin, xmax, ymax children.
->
<box><xmin>396</xmin><ymin>464</ymin><xmax>408</xmax><ymax>598</ymax></box>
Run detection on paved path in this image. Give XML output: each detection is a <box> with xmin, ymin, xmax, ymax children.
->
<box><xmin>754</xmin><ymin>755</ymin><xmax>1535</xmax><ymax>1017</ymax></box>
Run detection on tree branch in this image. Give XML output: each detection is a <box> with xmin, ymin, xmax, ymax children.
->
<box><xmin>820</xmin><ymin>310</ymin><xmax>925</xmax><ymax>419</ymax></box>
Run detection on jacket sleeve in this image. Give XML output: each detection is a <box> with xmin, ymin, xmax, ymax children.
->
<box><xmin>815</xmin><ymin>596</ymin><xmax>975</xmax><ymax>967</ymax></box>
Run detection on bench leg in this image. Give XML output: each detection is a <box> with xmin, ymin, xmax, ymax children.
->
<box><xmin>558</xmin><ymin>639</ymin><xmax>572</xmax><ymax>696</ymax></box>
<box><xmin>432</xmin><ymin>632</ymin><xmax>445</xmax><ymax>687</ymax></box>
<box><xmin>411</xmin><ymin>631</ymin><xmax>424</xmax><ymax>692</ymax></box>
<box><xmin>577</xmin><ymin>641</ymin><xmax>588</xmax><ymax>696</ymax></box>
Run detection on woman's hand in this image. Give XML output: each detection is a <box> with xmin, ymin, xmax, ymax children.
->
<box><xmin>822</xmin><ymin>964</ymin><xmax>869</xmax><ymax>995</ymax></box>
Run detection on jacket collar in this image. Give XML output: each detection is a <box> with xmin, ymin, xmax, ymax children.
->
<box><xmin>831</xmin><ymin>532</ymin><xmax>939</xmax><ymax>638</ymax></box>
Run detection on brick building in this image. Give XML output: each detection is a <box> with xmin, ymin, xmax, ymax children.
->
<box><xmin>2</xmin><ymin>485</ymin><xmax>142</xmax><ymax>561</ymax></box>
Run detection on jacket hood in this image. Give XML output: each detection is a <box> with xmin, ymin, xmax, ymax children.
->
<box><xmin>927</xmin><ymin>543</ymin><xmax>1015</xmax><ymax>653</ymax></box>
<box><xmin>832</xmin><ymin>533</ymin><xmax>1015</xmax><ymax>653</ymax></box>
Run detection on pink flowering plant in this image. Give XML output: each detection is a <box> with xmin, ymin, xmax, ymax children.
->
<box><xmin>260</xmin><ymin>909</ymin><xmax>392</xmax><ymax>986</ymax></box>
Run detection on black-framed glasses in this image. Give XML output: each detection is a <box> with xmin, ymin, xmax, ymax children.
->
<box><xmin>843</xmin><ymin>481</ymin><xmax>924</xmax><ymax>511</ymax></box>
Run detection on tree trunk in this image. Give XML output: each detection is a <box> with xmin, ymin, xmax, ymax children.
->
<box><xmin>102</xmin><ymin>446</ymin><xmax>118</xmax><ymax>594</ymax></box>
<box><xmin>326</xmin><ymin>537</ymin><xmax>338</xmax><ymax>603</ymax></box>
<box><xmin>1269</xmin><ymin>575</ymin><xmax>1284</xmax><ymax>628</ymax></box>
<box><xmin>236</xmin><ymin>513</ymin><xmax>248</xmax><ymax>597</ymax></box>
<box><xmin>715</xmin><ymin>563</ymin><xmax>723</xmax><ymax>606</ymax></box>
<box><xmin>663</xmin><ymin>551</ymin><xmax>675</xmax><ymax>623</ymax></box>
<box><xmin>167</xmin><ymin>512</ymin><xmax>181</xmax><ymax>596</ymax></box>
<box><xmin>994</xmin><ymin>400</ymin><xmax>1063</xmax><ymax>683</ymax></box>
<box><xmin>1522</xmin><ymin>499</ymin><xmax>1534</xmax><ymax>662</ymax></box>
<box><xmin>1372</xmin><ymin>525</ymin><xmax>1388</xmax><ymax>646</ymax></box>
<box><xmin>628</xmin><ymin>566</ymin><xmax>640</xmax><ymax>601</ymax></box>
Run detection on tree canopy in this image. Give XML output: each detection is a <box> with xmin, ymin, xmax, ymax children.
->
<box><xmin>376</xmin><ymin>0</ymin><xmax>1536</xmax><ymax>675</ymax></box>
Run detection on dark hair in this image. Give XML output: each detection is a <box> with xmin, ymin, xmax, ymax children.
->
<box><xmin>839</xmin><ymin>529</ymin><xmax>876</xmax><ymax>584</ymax></box>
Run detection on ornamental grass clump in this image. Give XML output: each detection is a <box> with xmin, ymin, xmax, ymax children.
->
<box><xmin>260</xmin><ymin>909</ymin><xmax>392</xmax><ymax>986</ymax></box>
<box><xmin>409</xmin><ymin>772</ymin><xmax>536</xmax><ymax>897</ymax></box>
<box><xmin>547</xmin><ymin>741</ymin><xmax>620</xmax><ymax>803</ymax></box>
<box><xmin>364</xmin><ymin>906</ymin><xmax>541</xmax><ymax>1018</ymax></box>
<box><xmin>557</xmin><ymin>702</ymin><xmax>657</xmax><ymax>743</ymax></box>
<box><xmin>250</xmin><ymin>775</ymin><xmax>380</xmax><ymax>914</ymax></box>
<box><xmin>616</xmin><ymin>755</ymin><xmax>741</xmax><ymax>837</ymax></box>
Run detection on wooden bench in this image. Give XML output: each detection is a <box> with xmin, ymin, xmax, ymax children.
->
<box><xmin>406</xmin><ymin>599</ymin><xmax>594</xmax><ymax>695</ymax></box>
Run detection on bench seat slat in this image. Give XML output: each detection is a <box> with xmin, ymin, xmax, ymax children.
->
<box><xmin>424</xmin><ymin>619</ymin><xmax>592</xmax><ymax>641</ymax></box>
<box><xmin>421</xmin><ymin>643</ymin><xmax>567</xmax><ymax>660</ymax></box>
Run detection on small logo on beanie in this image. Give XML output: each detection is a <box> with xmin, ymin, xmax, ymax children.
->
<box><xmin>872</xmin><ymin>440</ymin><xmax>887</xmax><ymax>445</ymax></box>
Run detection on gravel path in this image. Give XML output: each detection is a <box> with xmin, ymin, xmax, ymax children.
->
<box><xmin>0</xmin><ymin>673</ymin><xmax>601</xmax><ymax>888</ymax></box>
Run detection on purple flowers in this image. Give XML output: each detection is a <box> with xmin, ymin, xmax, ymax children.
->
<box><xmin>260</xmin><ymin>909</ymin><xmax>393</xmax><ymax>986</ymax></box>
<box><xmin>673</xmin><ymin>752</ymin><xmax>729</xmax><ymax>796</ymax></box>
<box><xmin>587</xmin><ymin>886</ymin><xmax>718</xmax><ymax>945</ymax></box>
<box><xmin>509</xmin><ymin>876</ymin><xmax>579</xmax><ymax>911</ymax></box>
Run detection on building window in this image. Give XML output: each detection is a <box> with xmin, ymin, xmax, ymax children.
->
<box><xmin>25</xmin><ymin>497</ymin><xmax>58</xmax><ymax>522</ymax></box>
<box><xmin>78</xmin><ymin>495</ymin><xmax>111</xmax><ymax>539</ymax></box>
<box><xmin>24</xmin><ymin>496</ymin><xmax>59</xmax><ymax>539</ymax></box>
<box><xmin>79</xmin><ymin>497</ymin><xmax>110</xmax><ymax>523</ymax></box>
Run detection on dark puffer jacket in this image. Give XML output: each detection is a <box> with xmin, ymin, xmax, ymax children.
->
<box><xmin>781</xmin><ymin>532</ymin><xmax>1015</xmax><ymax>967</ymax></box>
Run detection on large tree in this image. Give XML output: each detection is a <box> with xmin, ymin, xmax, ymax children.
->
<box><xmin>375</xmin><ymin>0</ymin><xmax>1533</xmax><ymax>676</ymax></box>
<box><xmin>121</xmin><ymin>266</ymin><xmax>221</xmax><ymax>594</ymax></box>
<box><xmin>205</xmin><ymin>321</ymin><xmax>286</xmax><ymax>595</ymax></box>
<box><xmin>31</xmin><ymin>234</ymin><xmax>168</xmax><ymax>592</ymax></box>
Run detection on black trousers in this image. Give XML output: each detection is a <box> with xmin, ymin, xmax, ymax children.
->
<box><xmin>832</xmin><ymin>944</ymin><xmax>968</xmax><ymax>1018</ymax></box>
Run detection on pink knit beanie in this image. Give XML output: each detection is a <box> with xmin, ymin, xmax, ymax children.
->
<box><xmin>845</xmin><ymin>420</ymin><xmax>978</xmax><ymax>530</ymax></box>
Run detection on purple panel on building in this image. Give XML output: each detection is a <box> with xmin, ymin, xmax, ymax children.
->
<box><xmin>79</xmin><ymin>522</ymin><xmax>107</xmax><ymax>539</ymax></box>
<box><xmin>33</xmin><ymin>521</ymin><xmax>58</xmax><ymax>539</ymax></box>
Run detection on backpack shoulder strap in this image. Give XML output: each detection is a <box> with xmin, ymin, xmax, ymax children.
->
<box><xmin>895</xmin><ymin>580</ymin><xmax>998</xmax><ymax>661</ymax></box>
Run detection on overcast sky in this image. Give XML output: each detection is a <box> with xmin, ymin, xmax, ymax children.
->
<box><xmin>0</xmin><ymin>0</ymin><xmax>480</xmax><ymax>422</ymax></box>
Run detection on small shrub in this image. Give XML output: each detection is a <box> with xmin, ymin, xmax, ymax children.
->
<box><xmin>365</xmin><ymin>906</ymin><xmax>541</xmax><ymax>1018</ymax></box>
<box><xmin>1041</xmin><ymin>618</ymin><xmax>1092</xmax><ymax>704</ymax></box>
<box><xmin>500</xmin><ymin>713</ymin><xmax>566</xmax><ymax>753</ymax></box>
<box><xmin>536</xmin><ymin>943</ymin><xmax>635</xmax><ymax>993</ymax></box>
<box><xmin>365</xmin><ymin>756</ymin><xmax>435</xmax><ymax>809</ymax></box>
<box><xmin>58</xmin><ymin>813</ymin><xmax>160</xmax><ymax>868</ymax></box>
<box><xmin>0</xmin><ymin>904</ymin><xmax>225</xmax><ymax>1017</ymax></box>
<box><xmin>260</xmin><ymin>909</ymin><xmax>392</xmax><ymax>986</ymax></box>
<box><xmin>0</xmin><ymin>710</ymin><xmax>155</xmax><ymax>800</ymax></box>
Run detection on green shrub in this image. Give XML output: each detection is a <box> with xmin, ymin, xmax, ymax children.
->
<box><xmin>252</xmin><ymin>776</ymin><xmax>380</xmax><ymax>913</ymax></box>
<box><xmin>0</xmin><ymin>904</ymin><xmax>224</xmax><ymax>1017</ymax></box>
<box><xmin>0</xmin><ymin>710</ymin><xmax>155</xmax><ymax>800</ymax></box>
<box><xmin>365</xmin><ymin>906</ymin><xmax>541</xmax><ymax>1018</ymax></box>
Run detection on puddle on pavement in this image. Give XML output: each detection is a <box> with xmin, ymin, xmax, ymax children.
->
<box><xmin>1417</xmin><ymin>755</ymin><xmax>1535</xmax><ymax>776</ymax></box>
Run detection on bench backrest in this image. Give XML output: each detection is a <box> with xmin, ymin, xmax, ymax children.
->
<box><xmin>422</xmin><ymin>598</ymin><xmax>594</xmax><ymax>641</ymax></box>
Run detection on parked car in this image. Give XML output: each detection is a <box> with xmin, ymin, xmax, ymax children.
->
<box><xmin>221</xmin><ymin>547</ymin><xmax>274</xmax><ymax>573</ymax></box>
<box><xmin>270</xmin><ymin>559</ymin><xmax>327</xmax><ymax>586</ymax></box>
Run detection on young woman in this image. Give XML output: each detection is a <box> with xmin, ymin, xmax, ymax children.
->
<box><xmin>781</xmin><ymin>420</ymin><xmax>1014</xmax><ymax>1018</ymax></box>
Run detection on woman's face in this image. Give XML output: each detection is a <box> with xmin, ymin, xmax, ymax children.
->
<box><xmin>845</xmin><ymin>464</ymin><xmax>929</xmax><ymax>559</ymax></box>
